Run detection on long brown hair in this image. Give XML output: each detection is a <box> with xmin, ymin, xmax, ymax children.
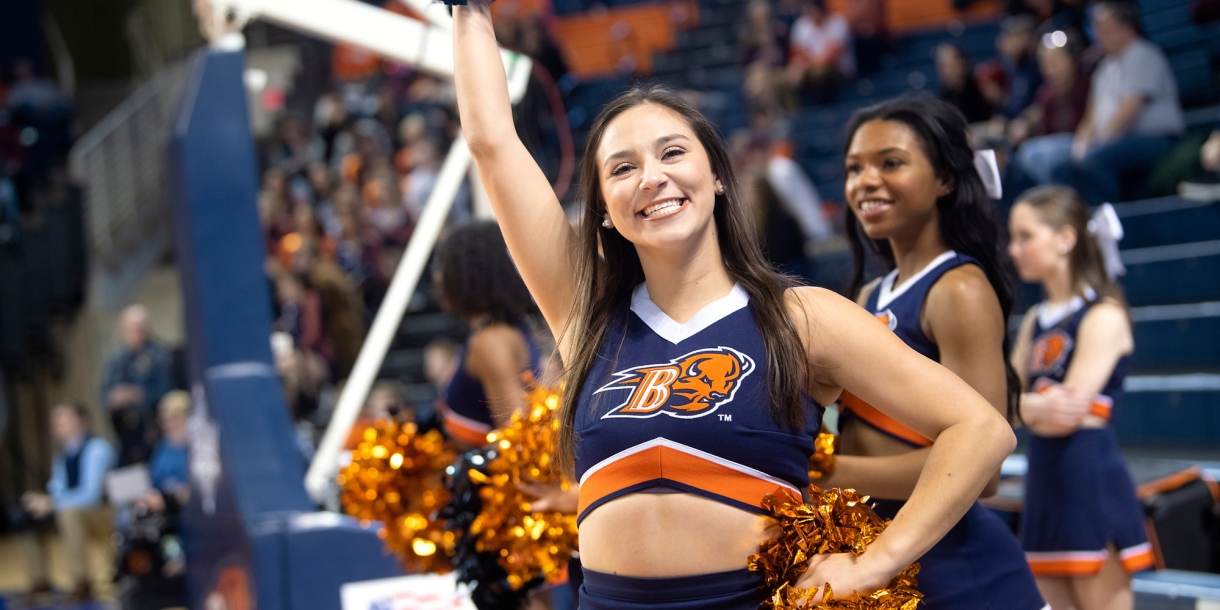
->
<box><xmin>555</xmin><ymin>83</ymin><xmax>809</xmax><ymax>475</ymax></box>
<box><xmin>1015</xmin><ymin>185</ymin><xmax>1127</xmax><ymax>306</ymax></box>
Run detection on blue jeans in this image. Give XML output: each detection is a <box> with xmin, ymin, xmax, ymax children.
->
<box><xmin>1051</xmin><ymin>134</ymin><xmax>1177</xmax><ymax>206</ymax></box>
<box><xmin>1015</xmin><ymin>133</ymin><xmax>1075</xmax><ymax>185</ymax></box>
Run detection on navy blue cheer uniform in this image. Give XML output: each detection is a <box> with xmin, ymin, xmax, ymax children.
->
<box><xmin>838</xmin><ymin>251</ymin><xmax>1046</xmax><ymax>610</ymax></box>
<box><xmin>1021</xmin><ymin>290</ymin><xmax>1153</xmax><ymax>577</ymax></box>
<box><xmin>442</xmin><ymin>322</ymin><xmax>542</xmax><ymax>446</ymax></box>
<box><xmin>573</xmin><ymin>283</ymin><xmax>824</xmax><ymax>610</ymax></box>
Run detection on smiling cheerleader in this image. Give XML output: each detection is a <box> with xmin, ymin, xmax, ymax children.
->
<box><xmin>452</xmin><ymin>4</ymin><xmax>1018</xmax><ymax>607</ymax></box>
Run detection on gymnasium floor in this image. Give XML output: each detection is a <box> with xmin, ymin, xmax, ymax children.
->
<box><xmin>0</xmin><ymin>533</ymin><xmax>118</xmax><ymax>610</ymax></box>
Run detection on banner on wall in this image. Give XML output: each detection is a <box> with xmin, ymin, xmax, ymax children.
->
<box><xmin>340</xmin><ymin>574</ymin><xmax>476</xmax><ymax>610</ymax></box>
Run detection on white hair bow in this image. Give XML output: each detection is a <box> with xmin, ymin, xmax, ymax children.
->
<box><xmin>1088</xmin><ymin>203</ymin><xmax>1125</xmax><ymax>279</ymax></box>
<box><xmin>973</xmin><ymin>149</ymin><xmax>1002</xmax><ymax>200</ymax></box>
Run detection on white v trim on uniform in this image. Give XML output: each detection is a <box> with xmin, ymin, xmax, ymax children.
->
<box><xmin>1036</xmin><ymin>288</ymin><xmax>1096</xmax><ymax>329</ymax></box>
<box><xmin>875</xmin><ymin>250</ymin><xmax>958</xmax><ymax>310</ymax></box>
<box><xmin>631</xmin><ymin>283</ymin><xmax>749</xmax><ymax>344</ymax></box>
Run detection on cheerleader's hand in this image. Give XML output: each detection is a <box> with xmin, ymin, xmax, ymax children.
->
<box><xmin>517</xmin><ymin>481</ymin><xmax>579</xmax><ymax>513</ymax></box>
<box><xmin>1043</xmin><ymin>384</ymin><xmax>1090</xmax><ymax>428</ymax></box>
<box><xmin>794</xmin><ymin>552</ymin><xmax>894</xmax><ymax>603</ymax></box>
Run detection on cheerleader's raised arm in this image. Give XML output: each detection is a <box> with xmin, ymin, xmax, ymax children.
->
<box><xmin>452</xmin><ymin>0</ymin><xmax>577</xmax><ymax>343</ymax></box>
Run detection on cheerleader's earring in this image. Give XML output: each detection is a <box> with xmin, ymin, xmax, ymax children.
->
<box><xmin>715</xmin><ymin>182</ymin><xmax>725</xmax><ymax>194</ymax></box>
<box><xmin>602</xmin><ymin>216</ymin><xmax>614</xmax><ymax>229</ymax></box>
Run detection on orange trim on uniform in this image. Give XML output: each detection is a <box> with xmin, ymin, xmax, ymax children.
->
<box><xmin>1120</xmin><ymin>543</ymin><xmax>1156</xmax><ymax>573</ymax></box>
<box><xmin>1026</xmin><ymin>556</ymin><xmax>1107</xmax><ymax>576</ymax></box>
<box><xmin>577</xmin><ymin>445</ymin><xmax>788</xmax><ymax>517</ymax></box>
<box><xmin>1088</xmin><ymin>395</ymin><xmax>1113</xmax><ymax>420</ymax></box>
<box><xmin>839</xmin><ymin>391</ymin><xmax>933</xmax><ymax>447</ymax></box>
<box><xmin>443</xmin><ymin>412</ymin><xmax>492</xmax><ymax>446</ymax></box>
<box><xmin>1027</xmin><ymin>543</ymin><xmax>1156</xmax><ymax>577</ymax></box>
<box><xmin>1033</xmin><ymin>379</ymin><xmax>1113</xmax><ymax>422</ymax></box>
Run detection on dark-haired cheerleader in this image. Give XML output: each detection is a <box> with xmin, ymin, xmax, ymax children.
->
<box><xmin>435</xmin><ymin>220</ymin><xmax>542</xmax><ymax>448</ymax></box>
<box><xmin>823</xmin><ymin>97</ymin><xmax>1045</xmax><ymax>610</ymax></box>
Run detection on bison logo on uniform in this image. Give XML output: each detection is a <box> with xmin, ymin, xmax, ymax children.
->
<box><xmin>1030</xmin><ymin>330</ymin><xmax>1073</xmax><ymax>374</ymax></box>
<box><xmin>596</xmin><ymin>347</ymin><xmax>756</xmax><ymax>419</ymax></box>
<box><xmin>876</xmin><ymin>309</ymin><xmax>898</xmax><ymax>330</ymax></box>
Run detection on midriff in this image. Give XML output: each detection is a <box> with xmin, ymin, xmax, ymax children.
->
<box><xmin>841</xmin><ymin>416</ymin><xmax>917</xmax><ymax>458</ymax></box>
<box><xmin>577</xmin><ymin>492</ymin><xmax>775</xmax><ymax>576</ymax></box>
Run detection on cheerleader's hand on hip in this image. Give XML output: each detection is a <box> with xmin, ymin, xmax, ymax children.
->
<box><xmin>517</xmin><ymin>481</ymin><xmax>579</xmax><ymax>513</ymax></box>
<box><xmin>795</xmin><ymin>551</ymin><xmax>895</xmax><ymax>603</ymax></box>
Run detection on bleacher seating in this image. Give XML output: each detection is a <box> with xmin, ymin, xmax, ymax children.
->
<box><xmin>1106</xmin><ymin>198</ymin><xmax>1220</xmax><ymax>448</ymax></box>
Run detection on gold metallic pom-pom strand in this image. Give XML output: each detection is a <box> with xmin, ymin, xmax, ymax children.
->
<box><xmin>748</xmin><ymin>485</ymin><xmax>922</xmax><ymax>610</ymax></box>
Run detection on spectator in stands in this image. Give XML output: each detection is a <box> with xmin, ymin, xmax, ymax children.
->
<box><xmin>21</xmin><ymin>402</ymin><xmax>118</xmax><ymax>601</ymax></box>
<box><xmin>273</xmin><ymin>270</ymin><xmax>324</xmax><ymax>367</ymax></box>
<box><xmin>785</xmin><ymin>0</ymin><xmax>854</xmax><ymax>104</ymax></box>
<box><xmin>732</xmin><ymin>132</ymin><xmax>809</xmax><ymax>278</ymax></box>
<box><xmin>102</xmin><ymin>305</ymin><xmax>173</xmax><ymax>465</ymax></box>
<box><xmin>271</xmin><ymin>329</ymin><xmax>326</xmax><ymax>460</ymax></box>
<box><xmin>936</xmin><ymin>44</ymin><xmax>994</xmax><ymax>123</ymax></box>
<box><xmin>294</xmin><ymin>242</ymin><xmax>366</xmax><ymax>379</ymax></box>
<box><xmin>117</xmin><ymin>393</ymin><xmax>190</xmax><ymax>607</ymax></box>
<box><xmin>345</xmin><ymin>379</ymin><xmax>413</xmax><ymax>449</ymax></box>
<box><xmin>259</xmin><ymin>168</ymin><xmax>294</xmax><ymax>253</ymax></box>
<box><xmin>1202</xmin><ymin>130</ymin><xmax>1220</xmax><ymax>174</ymax></box>
<box><xmin>1012</xmin><ymin>0</ymin><xmax>1084</xmax><ymax>40</ymax></box>
<box><xmin>740</xmin><ymin>0</ymin><xmax>795</xmax><ymax>113</ymax></box>
<box><xmin>1050</xmin><ymin>0</ymin><xmax>1184</xmax><ymax>205</ymax></box>
<box><xmin>308</xmin><ymin>160</ymin><xmax>334</xmax><ymax>212</ymax></box>
<box><xmin>739</xmin><ymin>0</ymin><xmax>789</xmax><ymax>68</ymax></box>
<box><xmin>332</xmin><ymin>186</ymin><xmax>376</xmax><ymax>280</ymax></box>
<box><xmin>267</xmin><ymin>114</ymin><xmax>325</xmax><ymax>177</ymax></box>
<box><xmin>1007</xmin><ymin>30</ymin><xmax>1090</xmax><ymax>188</ymax></box>
<box><xmin>362</xmin><ymin>169</ymin><xmax>408</xmax><ymax>241</ymax></box>
<box><xmin>990</xmin><ymin>16</ymin><xmax>1044</xmax><ymax>121</ymax></box>
<box><xmin>314</xmin><ymin>92</ymin><xmax>351</xmax><ymax>167</ymax></box>
<box><xmin>144</xmin><ymin>391</ymin><xmax>190</xmax><ymax>509</ymax></box>
<box><xmin>422</xmin><ymin>337</ymin><xmax>460</xmax><ymax>431</ymax></box>
<box><xmin>844</xmin><ymin>0</ymin><xmax>890</xmax><ymax>74</ymax></box>
<box><xmin>767</xmin><ymin>142</ymin><xmax>833</xmax><ymax>247</ymax></box>
<box><xmin>731</xmin><ymin>128</ymin><xmax>833</xmax><ymax>279</ymax></box>
<box><xmin>401</xmin><ymin>135</ymin><xmax>443</xmax><ymax>223</ymax></box>
<box><xmin>516</xmin><ymin>15</ymin><xmax>570</xmax><ymax>83</ymax></box>
<box><xmin>4</xmin><ymin>59</ymin><xmax>67</xmax><ymax>115</ymax></box>
<box><xmin>425</xmin><ymin>338</ymin><xmax>460</xmax><ymax>392</ymax></box>
<box><xmin>1175</xmin><ymin>128</ymin><xmax>1220</xmax><ymax>200</ymax></box>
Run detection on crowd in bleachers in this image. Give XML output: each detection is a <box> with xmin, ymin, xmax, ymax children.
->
<box><xmin>255</xmin><ymin>56</ymin><xmax>467</xmax><ymax>455</ymax></box>
<box><xmin>256</xmin><ymin>8</ymin><xmax>578</xmax><ymax>459</ymax></box>
<box><xmin>15</xmin><ymin>303</ymin><xmax>190</xmax><ymax>607</ymax></box>
<box><xmin>731</xmin><ymin>0</ymin><xmax>1220</xmax><ymax>239</ymax></box>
